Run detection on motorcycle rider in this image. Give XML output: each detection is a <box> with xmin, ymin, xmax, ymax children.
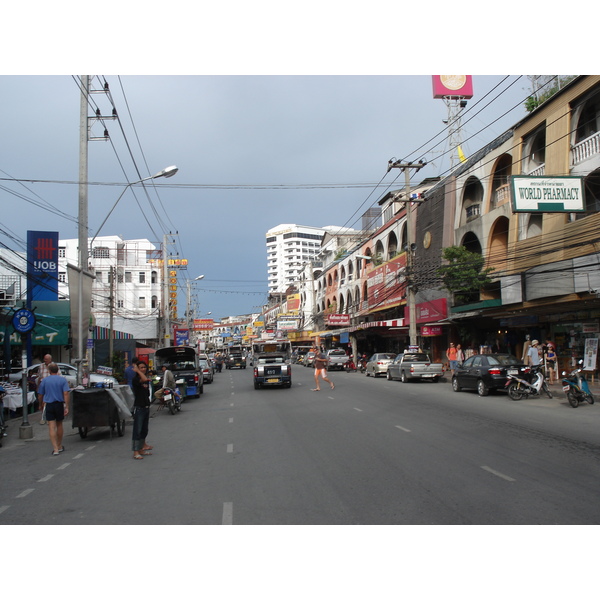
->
<box><xmin>154</xmin><ymin>363</ymin><xmax>176</xmax><ymax>401</ymax></box>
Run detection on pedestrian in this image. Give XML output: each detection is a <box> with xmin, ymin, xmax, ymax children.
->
<box><xmin>544</xmin><ymin>340</ymin><xmax>557</xmax><ymax>383</ymax></box>
<box><xmin>311</xmin><ymin>346</ymin><xmax>335</xmax><ymax>392</ymax></box>
<box><xmin>446</xmin><ymin>342</ymin><xmax>458</xmax><ymax>376</ymax></box>
<box><xmin>36</xmin><ymin>353</ymin><xmax>53</xmax><ymax>422</ymax></box>
<box><xmin>131</xmin><ymin>360</ymin><xmax>153</xmax><ymax>460</ymax></box>
<box><xmin>456</xmin><ymin>344</ymin><xmax>465</xmax><ymax>366</ymax></box>
<box><xmin>522</xmin><ymin>335</ymin><xmax>532</xmax><ymax>365</ymax></box>
<box><xmin>124</xmin><ymin>356</ymin><xmax>137</xmax><ymax>389</ymax></box>
<box><xmin>527</xmin><ymin>339</ymin><xmax>541</xmax><ymax>366</ymax></box>
<box><xmin>37</xmin><ymin>363</ymin><xmax>70</xmax><ymax>456</ymax></box>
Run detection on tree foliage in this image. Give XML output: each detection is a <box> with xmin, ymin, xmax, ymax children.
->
<box><xmin>437</xmin><ymin>246</ymin><xmax>495</xmax><ymax>303</ymax></box>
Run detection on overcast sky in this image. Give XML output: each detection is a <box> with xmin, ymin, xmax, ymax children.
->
<box><xmin>0</xmin><ymin>74</ymin><xmax>537</xmax><ymax>319</ymax></box>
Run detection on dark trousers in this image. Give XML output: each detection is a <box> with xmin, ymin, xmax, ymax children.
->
<box><xmin>131</xmin><ymin>406</ymin><xmax>150</xmax><ymax>451</ymax></box>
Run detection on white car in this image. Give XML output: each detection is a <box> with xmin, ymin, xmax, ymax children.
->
<box><xmin>9</xmin><ymin>363</ymin><xmax>118</xmax><ymax>388</ymax></box>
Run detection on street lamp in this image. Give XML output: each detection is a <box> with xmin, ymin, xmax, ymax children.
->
<box><xmin>90</xmin><ymin>165</ymin><xmax>178</xmax><ymax>248</ymax></box>
<box><xmin>78</xmin><ymin>165</ymin><xmax>177</xmax><ymax>381</ymax></box>
<box><xmin>186</xmin><ymin>274</ymin><xmax>205</xmax><ymax>327</ymax></box>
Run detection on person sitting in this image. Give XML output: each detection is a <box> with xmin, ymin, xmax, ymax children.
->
<box><xmin>153</xmin><ymin>364</ymin><xmax>176</xmax><ymax>401</ymax></box>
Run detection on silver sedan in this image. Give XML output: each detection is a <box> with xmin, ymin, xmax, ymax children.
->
<box><xmin>365</xmin><ymin>353</ymin><xmax>397</xmax><ymax>377</ymax></box>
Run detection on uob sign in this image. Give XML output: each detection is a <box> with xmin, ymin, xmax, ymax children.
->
<box><xmin>27</xmin><ymin>230</ymin><xmax>59</xmax><ymax>301</ymax></box>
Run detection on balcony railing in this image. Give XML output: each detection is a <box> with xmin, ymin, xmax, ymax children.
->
<box><xmin>526</xmin><ymin>164</ymin><xmax>545</xmax><ymax>177</ymax></box>
<box><xmin>571</xmin><ymin>130</ymin><xmax>600</xmax><ymax>165</ymax></box>
<box><xmin>491</xmin><ymin>184</ymin><xmax>511</xmax><ymax>209</ymax></box>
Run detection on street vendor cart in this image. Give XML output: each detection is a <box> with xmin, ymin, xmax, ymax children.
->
<box><xmin>72</xmin><ymin>385</ymin><xmax>133</xmax><ymax>439</ymax></box>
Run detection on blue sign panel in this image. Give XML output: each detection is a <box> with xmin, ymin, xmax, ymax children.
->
<box><xmin>27</xmin><ymin>231</ymin><xmax>59</xmax><ymax>301</ymax></box>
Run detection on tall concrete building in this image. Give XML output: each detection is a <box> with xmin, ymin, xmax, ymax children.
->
<box><xmin>266</xmin><ymin>224</ymin><xmax>326</xmax><ymax>293</ymax></box>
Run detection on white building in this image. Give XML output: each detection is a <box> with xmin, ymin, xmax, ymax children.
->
<box><xmin>266</xmin><ymin>224</ymin><xmax>355</xmax><ymax>294</ymax></box>
<box><xmin>58</xmin><ymin>235</ymin><xmax>162</xmax><ymax>343</ymax></box>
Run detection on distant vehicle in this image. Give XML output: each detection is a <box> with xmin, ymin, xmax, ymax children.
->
<box><xmin>226</xmin><ymin>353</ymin><xmax>246</xmax><ymax>369</ymax></box>
<box><xmin>154</xmin><ymin>346</ymin><xmax>204</xmax><ymax>398</ymax></box>
<box><xmin>452</xmin><ymin>353</ymin><xmax>526</xmax><ymax>396</ymax></box>
<box><xmin>292</xmin><ymin>346</ymin><xmax>313</xmax><ymax>364</ymax></box>
<box><xmin>253</xmin><ymin>352</ymin><xmax>292</xmax><ymax>389</ymax></box>
<box><xmin>387</xmin><ymin>352</ymin><xmax>444</xmax><ymax>382</ymax></box>
<box><xmin>364</xmin><ymin>353</ymin><xmax>397</xmax><ymax>377</ymax></box>
<box><xmin>9</xmin><ymin>363</ymin><xmax>118</xmax><ymax>388</ymax></box>
<box><xmin>199</xmin><ymin>358</ymin><xmax>214</xmax><ymax>384</ymax></box>
<box><xmin>325</xmin><ymin>348</ymin><xmax>348</xmax><ymax>371</ymax></box>
<box><xmin>303</xmin><ymin>351</ymin><xmax>317</xmax><ymax>367</ymax></box>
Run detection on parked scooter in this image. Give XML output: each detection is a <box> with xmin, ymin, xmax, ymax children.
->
<box><xmin>505</xmin><ymin>364</ymin><xmax>553</xmax><ymax>400</ymax></box>
<box><xmin>358</xmin><ymin>355</ymin><xmax>368</xmax><ymax>373</ymax></box>
<box><xmin>161</xmin><ymin>386</ymin><xmax>182</xmax><ymax>415</ymax></box>
<box><xmin>562</xmin><ymin>360</ymin><xmax>595</xmax><ymax>408</ymax></box>
<box><xmin>344</xmin><ymin>356</ymin><xmax>357</xmax><ymax>372</ymax></box>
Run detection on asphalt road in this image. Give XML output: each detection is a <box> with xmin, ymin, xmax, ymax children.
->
<box><xmin>2</xmin><ymin>364</ymin><xmax>600</xmax><ymax>525</ymax></box>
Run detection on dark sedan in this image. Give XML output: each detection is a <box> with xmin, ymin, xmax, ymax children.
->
<box><xmin>452</xmin><ymin>353</ymin><xmax>529</xmax><ymax>396</ymax></box>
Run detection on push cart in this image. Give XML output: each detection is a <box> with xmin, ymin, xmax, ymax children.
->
<box><xmin>72</xmin><ymin>386</ymin><xmax>133</xmax><ymax>439</ymax></box>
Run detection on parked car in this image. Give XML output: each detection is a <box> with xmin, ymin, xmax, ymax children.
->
<box><xmin>326</xmin><ymin>348</ymin><xmax>348</xmax><ymax>371</ymax></box>
<box><xmin>387</xmin><ymin>352</ymin><xmax>444</xmax><ymax>382</ymax></box>
<box><xmin>253</xmin><ymin>352</ymin><xmax>292</xmax><ymax>389</ymax></box>
<box><xmin>8</xmin><ymin>363</ymin><xmax>119</xmax><ymax>388</ymax></box>
<box><xmin>199</xmin><ymin>358</ymin><xmax>214</xmax><ymax>384</ymax></box>
<box><xmin>303</xmin><ymin>351</ymin><xmax>317</xmax><ymax>367</ymax></box>
<box><xmin>452</xmin><ymin>353</ymin><xmax>528</xmax><ymax>396</ymax></box>
<box><xmin>365</xmin><ymin>353</ymin><xmax>397</xmax><ymax>377</ymax></box>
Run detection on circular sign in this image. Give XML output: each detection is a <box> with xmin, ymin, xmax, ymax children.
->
<box><xmin>12</xmin><ymin>308</ymin><xmax>36</xmax><ymax>334</ymax></box>
<box><xmin>440</xmin><ymin>75</ymin><xmax>467</xmax><ymax>91</ymax></box>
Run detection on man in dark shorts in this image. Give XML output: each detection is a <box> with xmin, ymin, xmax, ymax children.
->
<box><xmin>37</xmin><ymin>363</ymin><xmax>71</xmax><ymax>456</ymax></box>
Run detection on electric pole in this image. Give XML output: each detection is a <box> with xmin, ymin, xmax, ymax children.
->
<box><xmin>387</xmin><ymin>159</ymin><xmax>426</xmax><ymax>348</ymax></box>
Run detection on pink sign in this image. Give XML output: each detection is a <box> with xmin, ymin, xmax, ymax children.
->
<box><xmin>432</xmin><ymin>75</ymin><xmax>473</xmax><ymax>99</ymax></box>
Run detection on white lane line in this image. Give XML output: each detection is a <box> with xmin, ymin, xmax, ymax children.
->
<box><xmin>229</xmin><ymin>418</ymin><xmax>233</xmax><ymax>423</ymax></box>
<box><xmin>57</xmin><ymin>463</ymin><xmax>71</xmax><ymax>470</ymax></box>
<box><xmin>395</xmin><ymin>425</ymin><xmax>411</xmax><ymax>433</ymax></box>
<box><xmin>353</xmin><ymin>408</ymin><xmax>363</xmax><ymax>412</ymax></box>
<box><xmin>227</xmin><ymin>444</ymin><xmax>234</xmax><ymax>453</ymax></box>
<box><xmin>16</xmin><ymin>489</ymin><xmax>34</xmax><ymax>498</ymax></box>
<box><xmin>73</xmin><ymin>453</ymin><xmax>85</xmax><ymax>459</ymax></box>
<box><xmin>0</xmin><ymin>506</ymin><xmax>9</xmax><ymax>515</ymax></box>
<box><xmin>38</xmin><ymin>474</ymin><xmax>55</xmax><ymax>482</ymax></box>
<box><xmin>85</xmin><ymin>445</ymin><xmax>96</xmax><ymax>451</ymax></box>
<box><xmin>222</xmin><ymin>502</ymin><xmax>233</xmax><ymax>525</ymax></box>
<box><xmin>230</xmin><ymin>403</ymin><xmax>234</xmax><ymax>407</ymax></box>
<box><xmin>481</xmin><ymin>466</ymin><xmax>516</xmax><ymax>482</ymax></box>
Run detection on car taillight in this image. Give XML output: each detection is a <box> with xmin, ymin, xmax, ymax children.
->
<box><xmin>488</xmin><ymin>368</ymin><xmax>502</xmax><ymax>375</ymax></box>
<box><xmin>194</xmin><ymin>374</ymin><xmax>199</xmax><ymax>384</ymax></box>
<box><xmin>254</xmin><ymin>368</ymin><xmax>258</xmax><ymax>377</ymax></box>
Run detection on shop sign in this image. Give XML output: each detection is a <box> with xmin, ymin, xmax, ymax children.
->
<box><xmin>367</xmin><ymin>254</ymin><xmax>407</xmax><ymax>311</ymax></box>
<box><xmin>582</xmin><ymin>323</ymin><xmax>599</xmax><ymax>333</ymax></box>
<box><xmin>277</xmin><ymin>320</ymin><xmax>299</xmax><ymax>331</ymax></box>
<box><xmin>511</xmin><ymin>176</ymin><xmax>584</xmax><ymax>213</ymax></box>
<box><xmin>194</xmin><ymin>319</ymin><xmax>214</xmax><ymax>331</ymax></box>
<box><xmin>326</xmin><ymin>314</ymin><xmax>350</xmax><ymax>326</ymax></box>
<box><xmin>421</xmin><ymin>325</ymin><xmax>443</xmax><ymax>336</ymax></box>
<box><xmin>583</xmin><ymin>338</ymin><xmax>598</xmax><ymax>370</ymax></box>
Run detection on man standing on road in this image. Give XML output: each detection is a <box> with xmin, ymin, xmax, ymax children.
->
<box><xmin>311</xmin><ymin>346</ymin><xmax>335</xmax><ymax>392</ymax></box>
<box><xmin>37</xmin><ymin>363</ymin><xmax>70</xmax><ymax>456</ymax></box>
<box><xmin>446</xmin><ymin>343</ymin><xmax>458</xmax><ymax>376</ymax></box>
<box><xmin>124</xmin><ymin>357</ymin><xmax>137</xmax><ymax>389</ymax></box>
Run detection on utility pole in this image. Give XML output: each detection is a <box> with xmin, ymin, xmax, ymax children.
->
<box><xmin>108</xmin><ymin>266</ymin><xmax>115</xmax><ymax>367</ymax></box>
<box><xmin>387</xmin><ymin>159</ymin><xmax>426</xmax><ymax>348</ymax></box>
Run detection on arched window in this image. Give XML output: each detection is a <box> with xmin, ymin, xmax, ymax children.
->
<box><xmin>387</xmin><ymin>231</ymin><xmax>398</xmax><ymax>260</ymax></box>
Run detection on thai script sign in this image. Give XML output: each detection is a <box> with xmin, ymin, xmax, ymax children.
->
<box><xmin>326</xmin><ymin>314</ymin><xmax>350</xmax><ymax>326</ymax></box>
<box><xmin>367</xmin><ymin>254</ymin><xmax>407</xmax><ymax>311</ymax></box>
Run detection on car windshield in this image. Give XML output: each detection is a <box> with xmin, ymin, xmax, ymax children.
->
<box><xmin>402</xmin><ymin>354</ymin><xmax>427</xmax><ymax>362</ymax></box>
<box><xmin>259</xmin><ymin>356</ymin><xmax>284</xmax><ymax>364</ymax></box>
<box><xmin>381</xmin><ymin>354</ymin><xmax>396</xmax><ymax>360</ymax></box>
<box><xmin>328</xmin><ymin>350</ymin><xmax>346</xmax><ymax>356</ymax></box>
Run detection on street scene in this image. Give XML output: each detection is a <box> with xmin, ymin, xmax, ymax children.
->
<box><xmin>1</xmin><ymin>54</ymin><xmax>599</xmax><ymax>597</ymax></box>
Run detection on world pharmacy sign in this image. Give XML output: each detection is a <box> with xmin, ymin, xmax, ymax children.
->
<box><xmin>511</xmin><ymin>176</ymin><xmax>585</xmax><ymax>213</ymax></box>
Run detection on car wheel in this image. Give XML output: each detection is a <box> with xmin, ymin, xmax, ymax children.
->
<box><xmin>452</xmin><ymin>377</ymin><xmax>461</xmax><ymax>392</ymax></box>
<box><xmin>401</xmin><ymin>371</ymin><xmax>407</xmax><ymax>383</ymax></box>
<box><xmin>477</xmin><ymin>379</ymin><xmax>489</xmax><ymax>396</ymax></box>
<box><xmin>387</xmin><ymin>370</ymin><xmax>392</xmax><ymax>381</ymax></box>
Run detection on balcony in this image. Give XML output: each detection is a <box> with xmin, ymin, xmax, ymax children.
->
<box><xmin>526</xmin><ymin>164</ymin><xmax>545</xmax><ymax>177</ymax></box>
<box><xmin>571</xmin><ymin>130</ymin><xmax>600</xmax><ymax>165</ymax></box>
<box><xmin>491</xmin><ymin>184</ymin><xmax>511</xmax><ymax>209</ymax></box>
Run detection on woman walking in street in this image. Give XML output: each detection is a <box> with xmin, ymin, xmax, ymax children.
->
<box><xmin>311</xmin><ymin>347</ymin><xmax>335</xmax><ymax>392</ymax></box>
<box><xmin>131</xmin><ymin>360</ymin><xmax>153</xmax><ymax>460</ymax></box>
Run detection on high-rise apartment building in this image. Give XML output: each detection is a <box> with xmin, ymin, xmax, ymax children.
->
<box><xmin>266</xmin><ymin>224</ymin><xmax>326</xmax><ymax>293</ymax></box>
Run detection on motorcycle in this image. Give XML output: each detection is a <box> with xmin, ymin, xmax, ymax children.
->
<box><xmin>161</xmin><ymin>387</ymin><xmax>182</xmax><ymax>415</ymax></box>
<box><xmin>358</xmin><ymin>356</ymin><xmax>368</xmax><ymax>373</ymax></box>
<box><xmin>344</xmin><ymin>357</ymin><xmax>357</xmax><ymax>372</ymax></box>
<box><xmin>505</xmin><ymin>364</ymin><xmax>553</xmax><ymax>400</ymax></box>
<box><xmin>562</xmin><ymin>360</ymin><xmax>595</xmax><ymax>408</ymax></box>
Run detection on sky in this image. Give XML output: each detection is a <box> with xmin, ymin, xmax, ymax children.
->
<box><xmin>0</xmin><ymin>74</ymin><xmax>537</xmax><ymax>320</ymax></box>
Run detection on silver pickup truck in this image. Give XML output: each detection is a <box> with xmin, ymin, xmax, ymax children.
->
<box><xmin>326</xmin><ymin>348</ymin><xmax>349</xmax><ymax>371</ymax></box>
<box><xmin>387</xmin><ymin>352</ymin><xmax>444</xmax><ymax>382</ymax></box>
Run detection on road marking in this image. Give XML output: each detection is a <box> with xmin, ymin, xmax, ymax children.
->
<box><xmin>57</xmin><ymin>463</ymin><xmax>71</xmax><ymax>470</ymax></box>
<box><xmin>16</xmin><ymin>489</ymin><xmax>34</xmax><ymax>498</ymax></box>
<box><xmin>353</xmin><ymin>408</ymin><xmax>363</xmax><ymax>412</ymax></box>
<box><xmin>229</xmin><ymin>418</ymin><xmax>233</xmax><ymax>423</ymax></box>
<box><xmin>222</xmin><ymin>502</ymin><xmax>233</xmax><ymax>525</ymax></box>
<box><xmin>0</xmin><ymin>506</ymin><xmax>9</xmax><ymax>515</ymax></box>
<box><xmin>74</xmin><ymin>453</ymin><xmax>85</xmax><ymax>459</ymax></box>
<box><xmin>85</xmin><ymin>445</ymin><xmax>96</xmax><ymax>451</ymax></box>
<box><xmin>38</xmin><ymin>474</ymin><xmax>54</xmax><ymax>482</ymax></box>
<box><xmin>395</xmin><ymin>425</ymin><xmax>411</xmax><ymax>433</ymax></box>
<box><xmin>481</xmin><ymin>466</ymin><xmax>516</xmax><ymax>482</ymax></box>
<box><xmin>230</xmin><ymin>403</ymin><xmax>234</xmax><ymax>407</ymax></box>
<box><xmin>227</xmin><ymin>444</ymin><xmax>233</xmax><ymax>453</ymax></box>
